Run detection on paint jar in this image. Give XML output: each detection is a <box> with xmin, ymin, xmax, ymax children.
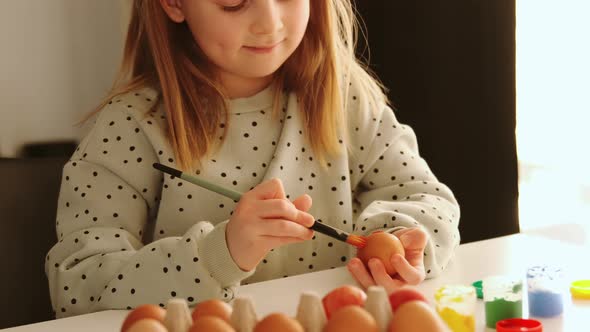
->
<box><xmin>435</xmin><ymin>285</ymin><xmax>476</xmax><ymax>332</ymax></box>
<box><xmin>496</xmin><ymin>318</ymin><xmax>543</xmax><ymax>332</ymax></box>
<box><xmin>570</xmin><ymin>279</ymin><xmax>590</xmax><ymax>300</ymax></box>
<box><xmin>483</xmin><ymin>276</ymin><xmax>523</xmax><ymax>328</ymax></box>
<box><xmin>527</xmin><ymin>265</ymin><xmax>565</xmax><ymax>317</ymax></box>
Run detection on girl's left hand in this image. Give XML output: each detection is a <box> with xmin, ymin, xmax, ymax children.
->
<box><xmin>346</xmin><ymin>227</ymin><xmax>428</xmax><ymax>294</ymax></box>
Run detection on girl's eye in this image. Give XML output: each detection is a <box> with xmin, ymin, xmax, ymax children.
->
<box><xmin>222</xmin><ymin>0</ymin><xmax>247</xmax><ymax>12</ymax></box>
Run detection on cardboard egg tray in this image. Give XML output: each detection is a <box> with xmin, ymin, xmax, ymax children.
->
<box><xmin>160</xmin><ymin>285</ymin><xmax>392</xmax><ymax>332</ymax></box>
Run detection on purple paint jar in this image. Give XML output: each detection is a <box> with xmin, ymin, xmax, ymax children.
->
<box><xmin>527</xmin><ymin>265</ymin><xmax>565</xmax><ymax>317</ymax></box>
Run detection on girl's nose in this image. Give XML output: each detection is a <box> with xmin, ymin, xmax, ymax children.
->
<box><xmin>250</xmin><ymin>1</ymin><xmax>284</xmax><ymax>35</ymax></box>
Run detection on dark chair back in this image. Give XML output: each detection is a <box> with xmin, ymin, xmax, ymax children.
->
<box><xmin>0</xmin><ymin>158</ymin><xmax>67</xmax><ymax>328</ymax></box>
<box><xmin>355</xmin><ymin>1</ymin><xmax>519</xmax><ymax>243</ymax></box>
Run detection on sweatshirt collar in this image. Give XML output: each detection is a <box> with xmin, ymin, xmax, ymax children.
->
<box><xmin>228</xmin><ymin>84</ymin><xmax>274</xmax><ymax>114</ymax></box>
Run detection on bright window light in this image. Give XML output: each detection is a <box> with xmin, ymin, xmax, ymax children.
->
<box><xmin>516</xmin><ymin>1</ymin><xmax>590</xmax><ymax>231</ymax></box>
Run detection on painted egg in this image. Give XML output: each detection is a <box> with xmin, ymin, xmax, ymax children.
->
<box><xmin>357</xmin><ymin>232</ymin><xmax>405</xmax><ymax>275</ymax></box>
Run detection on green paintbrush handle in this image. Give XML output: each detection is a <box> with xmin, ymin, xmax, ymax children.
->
<box><xmin>153</xmin><ymin>163</ymin><xmax>242</xmax><ymax>201</ymax></box>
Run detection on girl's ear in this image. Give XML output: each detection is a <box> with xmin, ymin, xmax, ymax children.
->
<box><xmin>159</xmin><ymin>0</ymin><xmax>185</xmax><ymax>23</ymax></box>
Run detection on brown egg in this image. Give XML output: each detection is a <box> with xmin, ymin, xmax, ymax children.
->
<box><xmin>388</xmin><ymin>301</ymin><xmax>449</xmax><ymax>332</ymax></box>
<box><xmin>189</xmin><ymin>316</ymin><xmax>235</xmax><ymax>332</ymax></box>
<box><xmin>191</xmin><ymin>299</ymin><xmax>233</xmax><ymax>322</ymax></box>
<box><xmin>324</xmin><ymin>305</ymin><xmax>379</xmax><ymax>332</ymax></box>
<box><xmin>126</xmin><ymin>319</ymin><xmax>168</xmax><ymax>332</ymax></box>
<box><xmin>357</xmin><ymin>231</ymin><xmax>405</xmax><ymax>275</ymax></box>
<box><xmin>121</xmin><ymin>304</ymin><xmax>166</xmax><ymax>332</ymax></box>
<box><xmin>254</xmin><ymin>313</ymin><xmax>304</xmax><ymax>332</ymax></box>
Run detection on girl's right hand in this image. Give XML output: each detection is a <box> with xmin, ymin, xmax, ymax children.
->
<box><xmin>226</xmin><ymin>178</ymin><xmax>315</xmax><ymax>271</ymax></box>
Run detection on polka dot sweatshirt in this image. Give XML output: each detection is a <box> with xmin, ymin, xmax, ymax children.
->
<box><xmin>45</xmin><ymin>82</ymin><xmax>460</xmax><ymax>317</ymax></box>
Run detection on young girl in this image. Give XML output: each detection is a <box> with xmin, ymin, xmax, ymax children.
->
<box><xmin>46</xmin><ymin>0</ymin><xmax>460</xmax><ymax>317</ymax></box>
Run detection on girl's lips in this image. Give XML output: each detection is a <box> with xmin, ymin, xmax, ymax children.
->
<box><xmin>243</xmin><ymin>40</ymin><xmax>283</xmax><ymax>54</ymax></box>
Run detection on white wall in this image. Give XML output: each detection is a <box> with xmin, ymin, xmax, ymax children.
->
<box><xmin>0</xmin><ymin>0</ymin><xmax>127</xmax><ymax>156</ymax></box>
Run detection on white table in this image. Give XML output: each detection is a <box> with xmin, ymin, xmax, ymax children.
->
<box><xmin>5</xmin><ymin>225</ymin><xmax>590</xmax><ymax>331</ymax></box>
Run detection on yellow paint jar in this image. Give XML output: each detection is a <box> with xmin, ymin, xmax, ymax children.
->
<box><xmin>435</xmin><ymin>285</ymin><xmax>476</xmax><ymax>332</ymax></box>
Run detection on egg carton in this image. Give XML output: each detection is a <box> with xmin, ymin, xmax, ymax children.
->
<box><xmin>161</xmin><ymin>286</ymin><xmax>391</xmax><ymax>332</ymax></box>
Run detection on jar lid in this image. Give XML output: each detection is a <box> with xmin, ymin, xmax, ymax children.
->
<box><xmin>472</xmin><ymin>280</ymin><xmax>483</xmax><ymax>299</ymax></box>
<box><xmin>570</xmin><ymin>280</ymin><xmax>590</xmax><ymax>299</ymax></box>
<box><xmin>527</xmin><ymin>265</ymin><xmax>563</xmax><ymax>279</ymax></box>
<box><xmin>435</xmin><ymin>285</ymin><xmax>476</xmax><ymax>302</ymax></box>
<box><xmin>496</xmin><ymin>318</ymin><xmax>542</xmax><ymax>332</ymax></box>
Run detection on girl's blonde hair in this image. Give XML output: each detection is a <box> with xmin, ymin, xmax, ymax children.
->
<box><xmin>95</xmin><ymin>0</ymin><xmax>387</xmax><ymax>171</ymax></box>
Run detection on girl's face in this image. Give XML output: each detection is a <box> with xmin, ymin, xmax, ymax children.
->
<box><xmin>161</xmin><ymin>0</ymin><xmax>310</xmax><ymax>97</ymax></box>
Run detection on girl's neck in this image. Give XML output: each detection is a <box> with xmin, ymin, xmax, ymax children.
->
<box><xmin>219</xmin><ymin>72</ymin><xmax>274</xmax><ymax>99</ymax></box>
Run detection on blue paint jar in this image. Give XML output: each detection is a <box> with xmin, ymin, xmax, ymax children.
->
<box><xmin>527</xmin><ymin>265</ymin><xmax>565</xmax><ymax>317</ymax></box>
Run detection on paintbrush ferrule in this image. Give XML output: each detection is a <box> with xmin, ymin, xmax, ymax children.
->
<box><xmin>310</xmin><ymin>222</ymin><xmax>350</xmax><ymax>243</ymax></box>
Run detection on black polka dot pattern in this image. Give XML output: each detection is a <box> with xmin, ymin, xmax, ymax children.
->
<box><xmin>45</xmin><ymin>83</ymin><xmax>459</xmax><ymax>318</ymax></box>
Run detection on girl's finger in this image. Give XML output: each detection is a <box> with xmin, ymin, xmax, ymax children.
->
<box><xmin>260</xmin><ymin>235</ymin><xmax>309</xmax><ymax>249</ymax></box>
<box><xmin>292</xmin><ymin>194</ymin><xmax>312</xmax><ymax>212</ymax></box>
<box><xmin>257</xmin><ymin>219</ymin><xmax>314</xmax><ymax>239</ymax></box>
<box><xmin>294</xmin><ymin>211</ymin><xmax>315</xmax><ymax>228</ymax></box>
<box><xmin>367</xmin><ymin>259</ymin><xmax>391</xmax><ymax>285</ymax></box>
<box><xmin>394</xmin><ymin>228</ymin><xmax>428</xmax><ymax>250</ymax></box>
<box><xmin>392</xmin><ymin>227</ymin><xmax>413</xmax><ymax>237</ymax></box>
<box><xmin>256</xmin><ymin>199</ymin><xmax>299</xmax><ymax>220</ymax></box>
<box><xmin>390</xmin><ymin>254</ymin><xmax>425</xmax><ymax>285</ymax></box>
<box><xmin>255</xmin><ymin>199</ymin><xmax>315</xmax><ymax>227</ymax></box>
<box><xmin>346</xmin><ymin>258</ymin><xmax>376</xmax><ymax>289</ymax></box>
<box><xmin>367</xmin><ymin>259</ymin><xmax>404</xmax><ymax>293</ymax></box>
<box><xmin>404</xmin><ymin>248</ymin><xmax>426</xmax><ymax>267</ymax></box>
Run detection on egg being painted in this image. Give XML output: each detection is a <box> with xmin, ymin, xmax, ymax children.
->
<box><xmin>357</xmin><ymin>232</ymin><xmax>405</xmax><ymax>276</ymax></box>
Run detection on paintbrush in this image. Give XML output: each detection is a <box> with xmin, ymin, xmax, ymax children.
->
<box><xmin>152</xmin><ymin>163</ymin><xmax>367</xmax><ymax>248</ymax></box>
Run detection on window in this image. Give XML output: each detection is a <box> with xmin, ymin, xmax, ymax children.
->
<box><xmin>516</xmin><ymin>1</ymin><xmax>590</xmax><ymax>231</ymax></box>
